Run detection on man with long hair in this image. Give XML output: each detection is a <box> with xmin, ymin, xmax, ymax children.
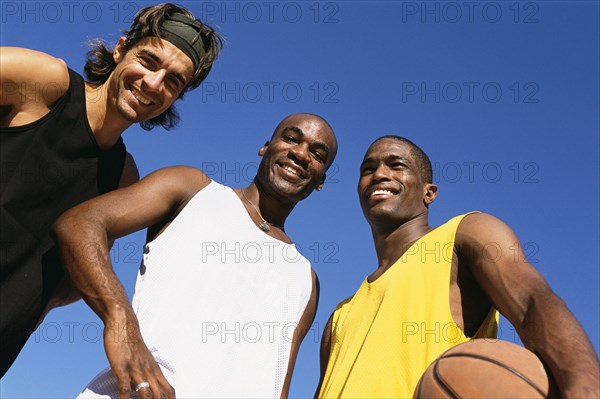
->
<box><xmin>0</xmin><ymin>3</ymin><xmax>222</xmax><ymax>377</ymax></box>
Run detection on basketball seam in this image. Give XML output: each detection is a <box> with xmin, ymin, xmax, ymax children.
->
<box><xmin>439</xmin><ymin>353</ymin><xmax>546</xmax><ymax>398</ymax></box>
<box><xmin>432</xmin><ymin>358</ymin><xmax>460</xmax><ymax>399</ymax></box>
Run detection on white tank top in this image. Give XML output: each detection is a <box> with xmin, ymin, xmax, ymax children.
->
<box><xmin>79</xmin><ymin>182</ymin><xmax>312</xmax><ymax>398</ymax></box>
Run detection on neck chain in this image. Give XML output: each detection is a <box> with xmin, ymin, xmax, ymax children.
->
<box><xmin>240</xmin><ymin>189</ymin><xmax>284</xmax><ymax>232</ymax></box>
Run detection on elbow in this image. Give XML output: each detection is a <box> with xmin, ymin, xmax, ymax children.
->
<box><xmin>51</xmin><ymin>206</ymin><xmax>99</xmax><ymax>246</ymax></box>
<box><xmin>51</xmin><ymin>209</ymin><xmax>77</xmax><ymax>244</ymax></box>
<box><xmin>50</xmin><ymin>207</ymin><xmax>107</xmax><ymax>273</ymax></box>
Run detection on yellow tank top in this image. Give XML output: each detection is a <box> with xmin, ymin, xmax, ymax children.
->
<box><xmin>318</xmin><ymin>213</ymin><xmax>498</xmax><ymax>398</ymax></box>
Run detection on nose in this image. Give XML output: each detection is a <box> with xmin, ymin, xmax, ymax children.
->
<box><xmin>289</xmin><ymin>143</ymin><xmax>310</xmax><ymax>168</ymax></box>
<box><xmin>142</xmin><ymin>69</ymin><xmax>166</xmax><ymax>92</ymax></box>
<box><xmin>372</xmin><ymin>163</ymin><xmax>390</xmax><ymax>181</ymax></box>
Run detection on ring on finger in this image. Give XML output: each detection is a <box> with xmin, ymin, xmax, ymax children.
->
<box><xmin>135</xmin><ymin>381</ymin><xmax>150</xmax><ymax>392</ymax></box>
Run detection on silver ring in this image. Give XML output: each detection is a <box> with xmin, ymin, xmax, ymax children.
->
<box><xmin>135</xmin><ymin>381</ymin><xmax>150</xmax><ymax>392</ymax></box>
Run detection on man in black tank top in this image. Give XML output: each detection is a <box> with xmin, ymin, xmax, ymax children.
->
<box><xmin>0</xmin><ymin>3</ymin><xmax>222</xmax><ymax>377</ymax></box>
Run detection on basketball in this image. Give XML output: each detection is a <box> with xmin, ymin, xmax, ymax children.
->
<box><xmin>413</xmin><ymin>339</ymin><xmax>559</xmax><ymax>398</ymax></box>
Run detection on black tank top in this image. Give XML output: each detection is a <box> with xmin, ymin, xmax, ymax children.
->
<box><xmin>0</xmin><ymin>68</ymin><xmax>126</xmax><ymax>376</ymax></box>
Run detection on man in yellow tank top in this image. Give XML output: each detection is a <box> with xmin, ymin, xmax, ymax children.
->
<box><xmin>316</xmin><ymin>136</ymin><xmax>599</xmax><ymax>399</ymax></box>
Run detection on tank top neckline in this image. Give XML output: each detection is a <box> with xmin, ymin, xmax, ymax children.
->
<box><xmin>364</xmin><ymin>223</ymin><xmax>443</xmax><ymax>286</ymax></box>
<box><xmin>226</xmin><ymin>185</ymin><xmax>295</xmax><ymax>247</ymax></box>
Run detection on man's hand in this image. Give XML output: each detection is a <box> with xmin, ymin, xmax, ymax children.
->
<box><xmin>104</xmin><ymin>316</ymin><xmax>175</xmax><ymax>399</ymax></box>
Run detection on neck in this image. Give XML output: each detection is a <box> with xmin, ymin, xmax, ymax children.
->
<box><xmin>371</xmin><ymin>213</ymin><xmax>434</xmax><ymax>271</ymax></box>
<box><xmin>244</xmin><ymin>181</ymin><xmax>293</xmax><ymax>229</ymax></box>
<box><xmin>85</xmin><ymin>83</ymin><xmax>131</xmax><ymax>149</ymax></box>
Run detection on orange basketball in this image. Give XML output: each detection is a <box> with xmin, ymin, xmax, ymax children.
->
<box><xmin>413</xmin><ymin>339</ymin><xmax>559</xmax><ymax>399</ymax></box>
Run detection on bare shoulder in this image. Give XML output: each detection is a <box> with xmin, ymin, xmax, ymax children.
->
<box><xmin>157</xmin><ymin>165</ymin><xmax>210</xmax><ymax>181</ymax></box>
<box><xmin>1</xmin><ymin>47</ymin><xmax>69</xmax><ymax>105</ymax></box>
<box><xmin>456</xmin><ymin>212</ymin><xmax>517</xmax><ymax>244</ymax></box>
<box><xmin>145</xmin><ymin>166</ymin><xmax>212</xmax><ymax>196</ymax></box>
<box><xmin>1</xmin><ymin>47</ymin><xmax>68</xmax><ymax>82</ymax></box>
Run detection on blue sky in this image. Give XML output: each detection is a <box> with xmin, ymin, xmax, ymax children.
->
<box><xmin>1</xmin><ymin>1</ymin><xmax>599</xmax><ymax>397</ymax></box>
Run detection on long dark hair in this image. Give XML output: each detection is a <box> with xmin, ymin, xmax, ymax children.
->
<box><xmin>84</xmin><ymin>3</ymin><xmax>223</xmax><ymax>130</ymax></box>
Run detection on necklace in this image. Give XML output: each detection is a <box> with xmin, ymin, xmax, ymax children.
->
<box><xmin>240</xmin><ymin>189</ymin><xmax>284</xmax><ymax>232</ymax></box>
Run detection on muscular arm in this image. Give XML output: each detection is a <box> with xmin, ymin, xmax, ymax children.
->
<box><xmin>456</xmin><ymin>212</ymin><xmax>600</xmax><ymax>399</ymax></box>
<box><xmin>51</xmin><ymin>166</ymin><xmax>209</xmax><ymax>399</ymax></box>
<box><xmin>0</xmin><ymin>47</ymin><xmax>69</xmax><ymax>126</ymax></box>
<box><xmin>280</xmin><ymin>270</ymin><xmax>320</xmax><ymax>398</ymax></box>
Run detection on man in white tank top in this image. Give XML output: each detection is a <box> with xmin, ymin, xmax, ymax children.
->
<box><xmin>52</xmin><ymin>113</ymin><xmax>338</xmax><ymax>399</ymax></box>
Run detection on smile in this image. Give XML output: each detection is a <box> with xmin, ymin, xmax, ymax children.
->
<box><xmin>283</xmin><ymin>165</ymin><xmax>299</xmax><ymax>176</ymax></box>
<box><xmin>131</xmin><ymin>87</ymin><xmax>152</xmax><ymax>105</ymax></box>
<box><xmin>279</xmin><ymin>163</ymin><xmax>305</xmax><ymax>179</ymax></box>
<box><xmin>370</xmin><ymin>189</ymin><xmax>396</xmax><ymax>198</ymax></box>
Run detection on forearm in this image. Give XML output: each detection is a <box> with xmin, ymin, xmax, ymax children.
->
<box><xmin>52</xmin><ymin>212</ymin><xmax>137</xmax><ymax>330</ymax></box>
<box><xmin>517</xmin><ymin>292</ymin><xmax>600</xmax><ymax>398</ymax></box>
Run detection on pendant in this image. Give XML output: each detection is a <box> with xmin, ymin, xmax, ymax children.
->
<box><xmin>259</xmin><ymin>221</ymin><xmax>270</xmax><ymax>232</ymax></box>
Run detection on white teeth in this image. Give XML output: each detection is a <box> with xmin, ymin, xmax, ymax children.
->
<box><xmin>371</xmin><ymin>189</ymin><xmax>394</xmax><ymax>197</ymax></box>
<box><xmin>132</xmin><ymin>89</ymin><xmax>151</xmax><ymax>105</ymax></box>
<box><xmin>283</xmin><ymin>165</ymin><xmax>299</xmax><ymax>176</ymax></box>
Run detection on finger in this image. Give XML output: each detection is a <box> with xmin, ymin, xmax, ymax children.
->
<box><xmin>156</xmin><ymin>376</ymin><xmax>175</xmax><ymax>399</ymax></box>
<box><xmin>117</xmin><ymin>377</ymin><xmax>133</xmax><ymax>399</ymax></box>
<box><xmin>147</xmin><ymin>363</ymin><xmax>174</xmax><ymax>399</ymax></box>
<box><xmin>137</xmin><ymin>383</ymin><xmax>153</xmax><ymax>399</ymax></box>
<box><xmin>148</xmin><ymin>380</ymin><xmax>161</xmax><ymax>399</ymax></box>
<box><xmin>146</xmin><ymin>371</ymin><xmax>174</xmax><ymax>399</ymax></box>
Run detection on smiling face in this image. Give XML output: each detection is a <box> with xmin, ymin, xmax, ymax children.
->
<box><xmin>255</xmin><ymin>114</ymin><xmax>338</xmax><ymax>204</ymax></box>
<box><xmin>107</xmin><ymin>36</ymin><xmax>194</xmax><ymax>124</ymax></box>
<box><xmin>358</xmin><ymin>138</ymin><xmax>437</xmax><ymax>231</ymax></box>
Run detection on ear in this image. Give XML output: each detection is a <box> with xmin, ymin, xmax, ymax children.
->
<box><xmin>423</xmin><ymin>183</ymin><xmax>438</xmax><ymax>205</ymax></box>
<box><xmin>113</xmin><ymin>37</ymin><xmax>127</xmax><ymax>63</ymax></box>
<box><xmin>315</xmin><ymin>173</ymin><xmax>327</xmax><ymax>192</ymax></box>
<box><xmin>258</xmin><ymin>141</ymin><xmax>270</xmax><ymax>156</ymax></box>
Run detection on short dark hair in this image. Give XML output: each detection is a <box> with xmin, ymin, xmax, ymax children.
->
<box><xmin>370</xmin><ymin>135</ymin><xmax>433</xmax><ymax>183</ymax></box>
<box><xmin>84</xmin><ymin>3</ymin><xmax>223</xmax><ymax>131</ymax></box>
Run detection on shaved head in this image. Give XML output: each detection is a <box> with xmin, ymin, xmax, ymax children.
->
<box><xmin>270</xmin><ymin>113</ymin><xmax>338</xmax><ymax>170</ymax></box>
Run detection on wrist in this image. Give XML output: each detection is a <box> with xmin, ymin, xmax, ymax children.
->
<box><xmin>102</xmin><ymin>304</ymin><xmax>138</xmax><ymax>329</ymax></box>
<box><xmin>102</xmin><ymin>308</ymin><xmax>143</xmax><ymax>345</ymax></box>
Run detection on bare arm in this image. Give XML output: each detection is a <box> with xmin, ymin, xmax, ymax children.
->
<box><xmin>314</xmin><ymin>313</ymin><xmax>333</xmax><ymax>398</ymax></box>
<box><xmin>51</xmin><ymin>166</ymin><xmax>209</xmax><ymax>399</ymax></box>
<box><xmin>456</xmin><ymin>212</ymin><xmax>600</xmax><ymax>399</ymax></box>
<box><xmin>0</xmin><ymin>47</ymin><xmax>68</xmax><ymax>126</ymax></box>
<box><xmin>280</xmin><ymin>270</ymin><xmax>320</xmax><ymax>398</ymax></box>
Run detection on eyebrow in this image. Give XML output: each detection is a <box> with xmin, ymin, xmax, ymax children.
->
<box><xmin>139</xmin><ymin>48</ymin><xmax>160</xmax><ymax>61</ymax></box>
<box><xmin>361</xmin><ymin>154</ymin><xmax>409</xmax><ymax>168</ymax></box>
<box><xmin>281</xmin><ymin>126</ymin><xmax>304</xmax><ymax>136</ymax></box>
<box><xmin>138</xmin><ymin>49</ymin><xmax>187</xmax><ymax>87</ymax></box>
<box><xmin>282</xmin><ymin>126</ymin><xmax>331</xmax><ymax>155</ymax></box>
